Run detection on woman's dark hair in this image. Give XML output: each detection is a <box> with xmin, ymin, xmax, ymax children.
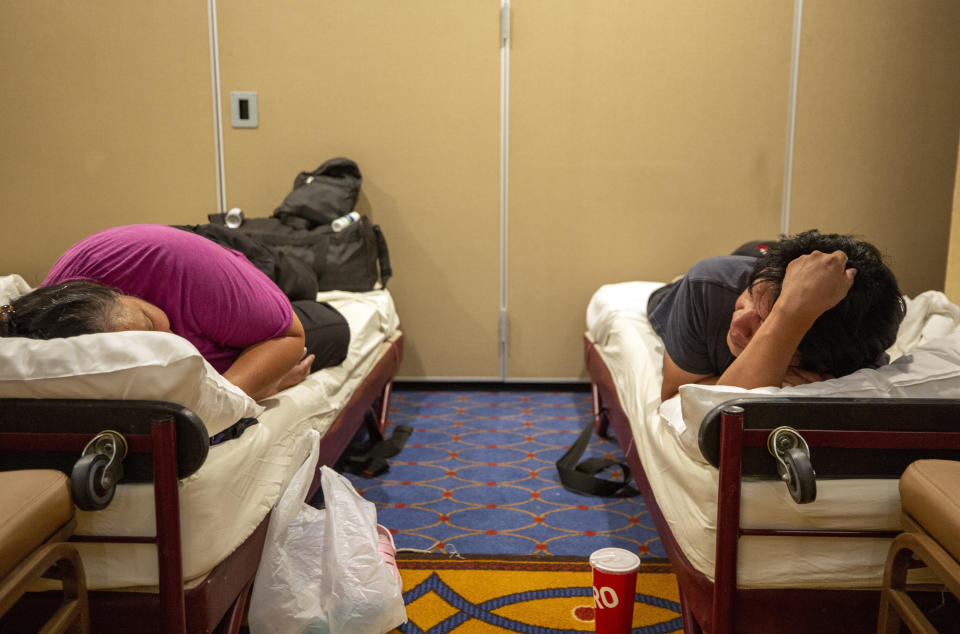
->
<box><xmin>0</xmin><ymin>280</ymin><xmax>122</xmax><ymax>339</ymax></box>
<box><xmin>750</xmin><ymin>229</ymin><xmax>906</xmax><ymax>377</ymax></box>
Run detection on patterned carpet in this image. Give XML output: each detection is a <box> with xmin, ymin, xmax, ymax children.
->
<box><xmin>393</xmin><ymin>554</ymin><xmax>682</xmax><ymax>634</ymax></box>
<box><xmin>346</xmin><ymin>389</ymin><xmax>665</xmax><ymax>558</ymax></box>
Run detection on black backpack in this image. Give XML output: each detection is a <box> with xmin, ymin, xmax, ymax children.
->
<box><xmin>264</xmin><ymin>157</ymin><xmax>392</xmax><ymax>292</ymax></box>
<box><xmin>273</xmin><ymin>157</ymin><xmax>362</xmax><ymax>227</ymax></box>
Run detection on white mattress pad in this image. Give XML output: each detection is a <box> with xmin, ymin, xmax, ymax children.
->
<box><xmin>71</xmin><ymin>290</ymin><xmax>400</xmax><ymax>590</ymax></box>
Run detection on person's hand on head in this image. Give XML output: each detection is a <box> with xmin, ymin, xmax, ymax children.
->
<box><xmin>775</xmin><ymin>250</ymin><xmax>856</xmax><ymax>325</ymax></box>
<box><xmin>716</xmin><ymin>250</ymin><xmax>854</xmax><ymax>393</ymax></box>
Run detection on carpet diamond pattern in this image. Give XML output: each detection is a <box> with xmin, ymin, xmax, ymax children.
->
<box><xmin>347</xmin><ymin>390</ymin><xmax>664</xmax><ymax>557</ymax></box>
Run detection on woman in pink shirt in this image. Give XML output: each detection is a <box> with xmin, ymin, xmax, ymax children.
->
<box><xmin>0</xmin><ymin>225</ymin><xmax>349</xmax><ymax>400</ymax></box>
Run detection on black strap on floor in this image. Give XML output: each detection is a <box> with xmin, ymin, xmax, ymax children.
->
<box><xmin>556</xmin><ymin>417</ymin><xmax>638</xmax><ymax>497</ymax></box>
<box><xmin>338</xmin><ymin>410</ymin><xmax>413</xmax><ymax>478</ymax></box>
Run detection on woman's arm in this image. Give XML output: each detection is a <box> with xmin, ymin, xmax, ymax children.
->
<box><xmin>222</xmin><ymin>312</ymin><xmax>309</xmax><ymax>401</ymax></box>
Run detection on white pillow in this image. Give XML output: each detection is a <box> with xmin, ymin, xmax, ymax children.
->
<box><xmin>586</xmin><ymin>281</ymin><xmax>666</xmax><ymax>345</ymax></box>
<box><xmin>0</xmin><ymin>274</ymin><xmax>31</xmax><ymax>304</ymax></box>
<box><xmin>888</xmin><ymin>290</ymin><xmax>960</xmax><ymax>360</ymax></box>
<box><xmin>0</xmin><ymin>275</ymin><xmax>262</xmax><ymax>436</ymax></box>
<box><xmin>667</xmin><ymin>329</ymin><xmax>960</xmax><ymax>464</ymax></box>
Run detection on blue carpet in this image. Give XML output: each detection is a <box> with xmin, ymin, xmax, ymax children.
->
<box><xmin>345</xmin><ymin>390</ymin><xmax>665</xmax><ymax>558</ymax></box>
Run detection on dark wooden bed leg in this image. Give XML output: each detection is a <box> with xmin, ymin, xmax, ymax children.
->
<box><xmin>152</xmin><ymin>418</ymin><xmax>187</xmax><ymax>634</ymax></box>
<box><xmin>591</xmin><ymin>382</ymin><xmax>610</xmax><ymax>438</ymax></box>
<box><xmin>678</xmin><ymin>588</ymin><xmax>704</xmax><ymax>634</ymax></box>
<box><xmin>712</xmin><ymin>405</ymin><xmax>745</xmax><ymax>634</ymax></box>
<box><xmin>215</xmin><ymin>578</ymin><xmax>253</xmax><ymax>634</ymax></box>
<box><xmin>377</xmin><ymin>380</ymin><xmax>394</xmax><ymax>434</ymax></box>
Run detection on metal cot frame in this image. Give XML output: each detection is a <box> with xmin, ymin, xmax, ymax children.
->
<box><xmin>584</xmin><ymin>334</ymin><xmax>960</xmax><ymax>634</ymax></box>
<box><xmin>0</xmin><ymin>333</ymin><xmax>402</xmax><ymax>634</ymax></box>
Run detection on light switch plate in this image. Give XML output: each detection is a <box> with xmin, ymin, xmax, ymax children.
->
<box><xmin>230</xmin><ymin>91</ymin><xmax>258</xmax><ymax>128</ymax></box>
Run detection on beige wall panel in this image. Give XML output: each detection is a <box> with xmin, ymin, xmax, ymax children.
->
<box><xmin>218</xmin><ymin>0</ymin><xmax>501</xmax><ymax>379</ymax></box>
<box><xmin>945</xmin><ymin>140</ymin><xmax>960</xmax><ymax>303</ymax></box>
<box><xmin>508</xmin><ymin>1</ymin><xmax>792</xmax><ymax>378</ymax></box>
<box><xmin>0</xmin><ymin>2</ymin><xmax>217</xmax><ymax>285</ymax></box>
<box><xmin>790</xmin><ymin>0</ymin><xmax>960</xmax><ymax>297</ymax></box>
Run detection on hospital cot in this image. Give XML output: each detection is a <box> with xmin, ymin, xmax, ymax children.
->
<box><xmin>0</xmin><ymin>274</ymin><xmax>402</xmax><ymax>633</ymax></box>
<box><xmin>583</xmin><ymin>280</ymin><xmax>960</xmax><ymax>633</ymax></box>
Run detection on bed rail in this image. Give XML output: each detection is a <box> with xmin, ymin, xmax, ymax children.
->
<box><xmin>701</xmin><ymin>397</ymin><xmax>960</xmax><ymax>634</ymax></box>
<box><xmin>0</xmin><ymin>398</ymin><xmax>209</xmax><ymax>634</ymax></box>
<box><xmin>699</xmin><ymin>397</ymin><xmax>960</xmax><ymax>479</ymax></box>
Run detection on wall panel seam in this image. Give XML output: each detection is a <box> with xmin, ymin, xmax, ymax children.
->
<box><xmin>208</xmin><ymin>0</ymin><xmax>226</xmax><ymax>213</ymax></box>
<box><xmin>781</xmin><ymin>0</ymin><xmax>803</xmax><ymax>236</ymax></box>
<box><xmin>500</xmin><ymin>0</ymin><xmax>511</xmax><ymax>380</ymax></box>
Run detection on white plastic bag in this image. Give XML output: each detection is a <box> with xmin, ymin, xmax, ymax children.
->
<box><xmin>248</xmin><ymin>432</ymin><xmax>407</xmax><ymax>634</ymax></box>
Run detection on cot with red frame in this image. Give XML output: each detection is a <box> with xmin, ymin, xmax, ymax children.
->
<box><xmin>583</xmin><ymin>281</ymin><xmax>960</xmax><ymax>634</ymax></box>
<box><xmin>0</xmin><ymin>275</ymin><xmax>403</xmax><ymax>633</ymax></box>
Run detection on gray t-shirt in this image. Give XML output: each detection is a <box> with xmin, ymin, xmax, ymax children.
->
<box><xmin>648</xmin><ymin>256</ymin><xmax>755</xmax><ymax>376</ymax></box>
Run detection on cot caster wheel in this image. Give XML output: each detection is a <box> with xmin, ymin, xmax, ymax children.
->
<box><xmin>71</xmin><ymin>430</ymin><xmax>127</xmax><ymax>511</ymax></box>
<box><xmin>782</xmin><ymin>447</ymin><xmax>816</xmax><ymax>504</ymax></box>
<box><xmin>71</xmin><ymin>454</ymin><xmax>114</xmax><ymax>510</ymax></box>
<box><xmin>767</xmin><ymin>426</ymin><xmax>816</xmax><ymax>504</ymax></box>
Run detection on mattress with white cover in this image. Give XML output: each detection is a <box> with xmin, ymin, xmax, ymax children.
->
<box><xmin>0</xmin><ymin>275</ymin><xmax>399</xmax><ymax>590</ymax></box>
<box><xmin>586</xmin><ymin>281</ymin><xmax>960</xmax><ymax>589</ymax></box>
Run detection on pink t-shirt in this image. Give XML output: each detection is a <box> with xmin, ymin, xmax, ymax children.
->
<box><xmin>44</xmin><ymin>224</ymin><xmax>293</xmax><ymax>373</ymax></box>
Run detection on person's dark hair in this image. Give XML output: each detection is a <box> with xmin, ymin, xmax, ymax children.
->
<box><xmin>0</xmin><ymin>280</ymin><xmax>122</xmax><ymax>339</ymax></box>
<box><xmin>750</xmin><ymin>229</ymin><xmax>906</xmax><ymax>377</ymax></box>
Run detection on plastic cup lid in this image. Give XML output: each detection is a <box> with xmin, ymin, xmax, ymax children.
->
<box><xmin>589</xmin><ymin>547</ymin><xmax>641</xmax><ymax>573</ymax></box>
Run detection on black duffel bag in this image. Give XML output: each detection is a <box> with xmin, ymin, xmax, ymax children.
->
<box><xmin>188</xmin><ymin>157</ymin><xmax>392</xmax><ymax>295</ymax></box>
<box><xmin>181</xmin><ymin>215</ymin><xmax>392</xmax><ymax>295</ymax></box>
<box><xmin>238</xmin><ymin>215</ymin><xmax>392</xmax><ymax>293</ymax></box>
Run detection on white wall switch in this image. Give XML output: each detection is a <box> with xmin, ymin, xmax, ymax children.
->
<box><xmin>230</xmin><ymin>91</ymin><xmax>258</xmax><ymax>128</ymax></box>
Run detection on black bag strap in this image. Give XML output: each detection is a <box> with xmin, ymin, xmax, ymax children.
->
<box><xmin>372</xmin><ymin>224</ymin><xmax>392</xmax><ymax>287</ymax></box>
<box><xmin>339</xmin><ymin>410</ymin><xmax>412</xmax><ymax>478</ymax></box>
<box><xmin>556</xmin><ymin>419</ymin><xmax>638</xmax><ymax>497</ymax></box>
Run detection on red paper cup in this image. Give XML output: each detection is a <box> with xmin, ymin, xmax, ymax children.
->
<box><xmin>589</xmin><ymin>547</ymin><xmax>641</xmax><ymax>634</ymax></box>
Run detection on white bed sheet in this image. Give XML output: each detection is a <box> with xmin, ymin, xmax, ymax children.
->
<box><xmin>72</xmin><ymin>289</ymin><xmax>400</xmax><ymax>590</ymax></box>
<box><xmin>585</xmin><ymin>282</ymin><xmax>958</xmax><ymax>590</ymax></box>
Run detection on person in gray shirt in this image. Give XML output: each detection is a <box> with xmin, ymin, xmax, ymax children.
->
<box><xmin>648</xmin><ymin>230</ymin><xmax>905</xmax><ymax>401</ymax></box>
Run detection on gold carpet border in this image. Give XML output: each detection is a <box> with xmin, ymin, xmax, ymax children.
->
<box><xmin>397</xmin><ymin>554</ymin><xmax>673</xmax><ymax>574</ymax></box>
